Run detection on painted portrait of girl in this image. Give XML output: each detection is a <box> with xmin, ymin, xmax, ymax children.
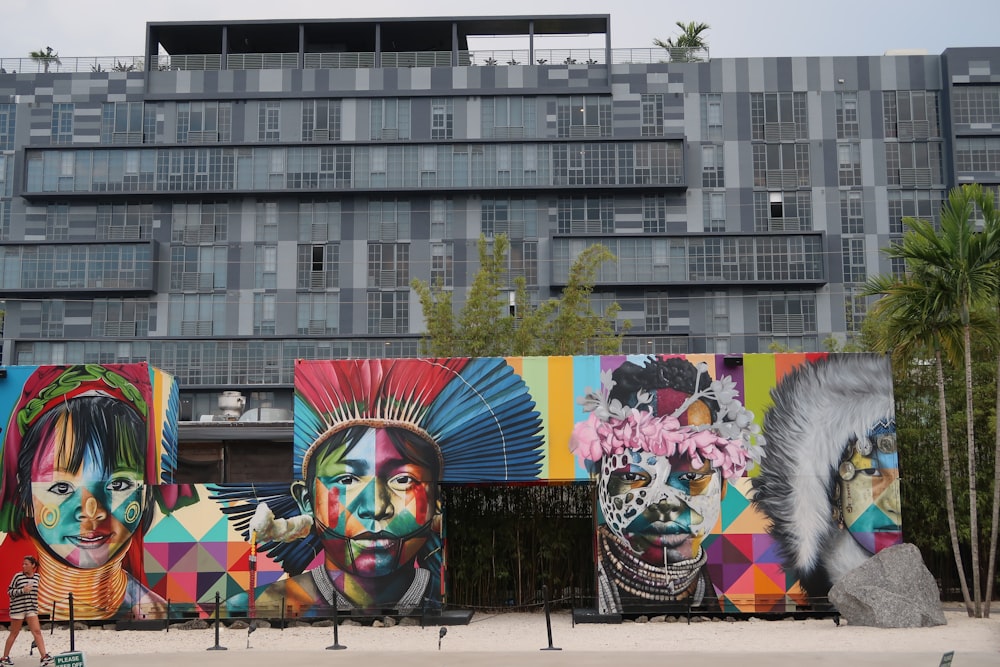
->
<box><xmin>0</xmin><ymin>363</ymin><xmax>187</xmax><ymax>621</ymax></box>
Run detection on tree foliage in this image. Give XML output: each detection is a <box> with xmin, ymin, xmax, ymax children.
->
<box><xmin>29</xmin><ymin>46</ymin><xmax>60</xmax><ymax>73</ymax></box>
<box><xmin>864</xmin><ymin>183</ymin><xmax>1000</xmax><ymax>617</ymax></box>
<box><xmin>412</xmin><ymin>235</ymin><xmax>626</xmax><ymax>357</ymax></box>
<box><xmin>653</xmin><ymin>21</ymin><xmax>710</xmax><ymax>62</ymax></box>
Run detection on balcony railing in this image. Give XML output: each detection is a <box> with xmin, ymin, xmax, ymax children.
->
<box><xmin>0</xmin><ymin>55</ymin><xmax>146</xmax><ymax>74</ymax></box>
<box><xmin>0</xmin><ymin>47</ymin><xmax>709</xmax><ymax>74</ymax></box>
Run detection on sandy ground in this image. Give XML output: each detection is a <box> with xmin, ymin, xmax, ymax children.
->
<box><xmin>3</xmin><ymin>609</ymin><xmax>997</xmax><ymax>666</ymax></box>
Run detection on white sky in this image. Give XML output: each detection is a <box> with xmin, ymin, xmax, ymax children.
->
<box><xmin>0</xmin><ymin>0</ymin><xmax>997</xmax><ymax>60</ymax></box>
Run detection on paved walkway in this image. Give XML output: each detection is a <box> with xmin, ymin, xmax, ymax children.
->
<box><xmin>82</xmin><ymin>650</ymin><xmax>993</xmax><ymax>667</ymax></box>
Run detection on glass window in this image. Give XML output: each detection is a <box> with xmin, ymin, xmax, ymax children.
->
<box><xmin>431</xmin><ymin>98</ymin><xmax>454</xmax><ymax>140</ymax></box>
<box><xmin>557</xmin><ymin>196</ymin><xmax>614</xmax><ymax>234</ymax></box>
<box><xmin>297</xmin><ymin>293</ymin><xmax>339</xmax><ymax>335</ymax></box>
<box><xmin>51</xmin><ymin>104</ymin><xmax>74</xmax><ymax>144</ymax></box>
<box><xmin>702</xmin><ymin>94</ymin><xmax>723</xmax><ymax>141</ymax></box>
<box><xmin>702</xmin><ymin>144</ymin><xmax>724</xmax><ymax>187</ymax></box>
<box><xmin>0</xmin><ymin>103</ymin><xmax>15</xmax><ymax>151</ymax></box>
<box><xmin>841</xmin><ymin>190</ymin><xmax>864</xmax><ymax>234</ymax></box>
<box><xmin>258</xmin><ymin>101</ymin><xmax>280</xmax><ymax>141</ymax></box>
<box><xmin>367</xmin><ymin>243</ymin><xmax>409</xmax><ymax>288</ymax></box>
<box><xmin>431</xmin><ymin>242</ymin><xmax>454</xmax><ymax>287</ymax></box>
<box><xmin>482</xmin><ymin>97</ymin><xmax>536</xmax><ymax>138</ymax></box>
<box><xmin>884</xmin><ymin>91</ymin><xmax>940</xmax><ymax>138</ymax></box>
<box><xmin>838</xmin><ymin>142</ymin><xmax>862</xmax><ymax>186</ymax></box>
<box><xmin>641</xmin><ymin>94</ymin><xmax>664</xmax><ymax>137</ymax></box>
<box><xmin>704</xmin><ymin>192</ymin><xmax>726</xmax><ymax>233</ymax></box>
<box><xmin>837</xmin><ymin>92</ymin><xmax>859</xmax><ymax>139</ymax></box>
<box><xmin>842</xmin><ymin>237</ymin><xmax>867</xmax><ymax>283</ymax></box>
<box><xmin>297</xmin><ymin>242</ymin><xmax>339</xmax><ymax>290</ymax></box>
<box><xmin>644</xmin><ymin>195</ymin><xmax>667</xmax><ymax>234</ymax></box>
<box><xmin>952</xmin><ymin>85</ymin><xmax>1000</xmax><ymax>124</ymax></box>
<box><xmin>371</xmin><ymin>99</ymin><xmax>411</xmax><ymax>140</ymax></box>
<box><xmin>253</xmin><ymin>293</ymin><xmax>277</xmax><ymax>335</ymax></box>
<box><xmin>750</xmin><ymin>92</ymin><xmax>808</xmax><ymax>140</ymax></box>
<box><xmin>302</xmin><ymin>99</ymin><xmax>341</xmax><ymax>141</ymax></box>
<box><xmin>367</xmin><ymin>291</ymin><xmax>408</xmax><ymax>335</ymax></box>
<box><xmin>557</xmin><ymin>96</ymin><xmax>612</xmax><ymax>137</ymax></box>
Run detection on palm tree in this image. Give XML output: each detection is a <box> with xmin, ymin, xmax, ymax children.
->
<box><xmin>880</xmin><ymin>184</ymin><xmax>1000</xmax><ymax>617</ymax></box>
<box><xmin>977</xmin><ymin>188</ymin><xmax>1000</xmax><ymax>617</ymax></box>
<box><xmin>863</xmin><ymin>268</ymin><xmax>989</xmax><ymax>616</ymax></box>
<box><xmin>653</xmin><ymin>21</ymin><xmax>710</xmax><ymax>62</ymax></box>
<box><xmin>29</xmin><ymin>46</ymin><xmax>60</xmax><ymax>73</ymax></box>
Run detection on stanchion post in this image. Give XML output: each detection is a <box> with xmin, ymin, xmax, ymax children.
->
<box><xmin>68</xmin><ymin>593</ymin><xmax>75</xmax><ymax>653</ymax></box>
<box><xmin>166</xmin><ymin>599</ymin><xmax>171</xmax><ymax>632</ymax></box>
<box><xmin>207</xmin><ymin>591</ymin><xmax>228</xmax><ymax>651</ymax></box>
<box><xmin>326</xmin><ymin>602</ymin><xmax>346</xmax><ymax>650</ymax></box>
<box><xmin>50</xmin><ymin>601</ymin><xmax>55</xmax><ymax>635</ymax></box>
<box><xmin>280</xmin><ymin>596</ymin><xmax>286</xmax><ymax>631</ymax></box>
<box><xmin>540</xmin><ymin>584</ymin><xmax>561</xmax><ymax>651</ymax></box>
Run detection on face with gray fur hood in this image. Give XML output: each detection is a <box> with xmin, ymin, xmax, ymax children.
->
<box><xmin>751</xmin><ymin>354</ymin><xmax>901</xmax><ymax>600</ymax></box>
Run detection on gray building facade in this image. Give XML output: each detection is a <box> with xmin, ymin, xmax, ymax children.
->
<box><xmin>1</xmin><ymin>16</ymin><xmax>998</xmax><ymax>417</ymax></box>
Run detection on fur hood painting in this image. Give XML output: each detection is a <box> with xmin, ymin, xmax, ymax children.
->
<box><xmin>752</xmin><ymin>354</ymin><xmax>902</xmax><ymax>601</ymax></box>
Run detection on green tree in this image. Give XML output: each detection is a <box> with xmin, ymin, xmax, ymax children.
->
<box><xmin>29</xmin><ymin>46</ymin><xmax>60</xmax><ymax>73</ymax></box>
<box><xmin>977</xmin><ymin>188</ymin><xmax>1000</xmax><ymax>615</ymax></box>
<box><xmin>537</xmin><ymin>244</ymin><xmax>623</xmax><ymax>356</ymax></box>
<box><xmin>653</xmin><ymin>21</ymin><xmax>710</xmax><ymax>62</ymax></box>
<box><xmin>864</xmin><ymin>268</ymin><xmax>982</xmax><ymax>614</ymax></box>
<box><xmin>412</xmin><ymin>235</ymin><xmax>624</xmax><ymax>357</ymax></box>
<box><xmin>866</xmin><ymin>183</ymin><xmax>1000</xmax><ymax>617</ymax></box>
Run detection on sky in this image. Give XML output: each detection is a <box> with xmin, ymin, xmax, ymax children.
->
<box><xmin>1</xmin><ymin>0</ymin><xmax>997</xmax><ymax>61</ymax></box>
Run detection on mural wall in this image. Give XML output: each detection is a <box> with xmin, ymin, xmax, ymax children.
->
<box><xmin>0</xmin><ymin>355</ymin><xmax>901</xmax><ymax>620</ymax></box>
<box><xmin>0</xmin><ymin>363</ymin><xmax>184</xmax><ymax>621</ymax></box>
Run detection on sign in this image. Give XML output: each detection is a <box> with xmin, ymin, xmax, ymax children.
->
<box><xmin>54</xmin><ymin>653</ymin><xmax>85</xmax><ymax>667</ymax></box>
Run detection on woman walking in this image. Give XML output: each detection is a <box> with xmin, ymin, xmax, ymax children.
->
<box><xmin>3</xmin><ymin>556</ymin><xmax>53</xmax><ymax>666</ymax></box>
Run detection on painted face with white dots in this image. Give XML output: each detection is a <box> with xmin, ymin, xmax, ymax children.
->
<box><xmin>599</xmin><ymin>449</ymin><xmax>723</xmax><ymax>565</ymax></box>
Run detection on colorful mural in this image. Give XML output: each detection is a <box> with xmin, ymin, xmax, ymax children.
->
<box><xmin>209</xmin><ymin>358</ymin><xmax>546</xmax><ymax>615</ymax></box>
<box><xmin>0</xmin><ymin>363</ymin><xmax>186</xmax><ymax>621</ymax></box>
<box><xmin>0</xmin><ymin>355</ymin><xmax>901</xmax><ymax>620</ymax></box>
<box><xmin>568</xmin><ymin>353</ymin><xmax>900</xmax><ymax>614</ymax></box>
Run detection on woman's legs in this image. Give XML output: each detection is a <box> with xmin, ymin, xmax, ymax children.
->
<box><xmin>23</xmin><ymin>616</ymin><xmax>47</xmax><ymax>660</ymax></box>
<box><xmin>3</xmin><ymin>618</ymin><xmax>24</xmax><ymax>658</ymax></box>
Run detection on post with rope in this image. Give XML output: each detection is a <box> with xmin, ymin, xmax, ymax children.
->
<box><xmin>207</xmin><ymin>591</ymin><xmax>227</xmax><ymax>651</ymax></box>
<box><xmin>68</xmin><ymin>593</ymin><xmax>75</xmax><ymax>652</ymax></box>
<box><xmin>540</xmin><ymin>584</ymin><xmax>561</xmax><ymax>651</ymax></box>
<box><xmin>326</xmin><ymin>601</ymin><xmax>346</xmax><ymax>650</ymax></box>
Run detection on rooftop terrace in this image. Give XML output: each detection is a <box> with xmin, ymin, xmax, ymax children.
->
<box><xmin>0</xmin><ymin>14</ymin><xmax>708</xmax><ymax>74</ymax></box>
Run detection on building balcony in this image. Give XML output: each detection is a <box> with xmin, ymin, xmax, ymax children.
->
<box><xmin>0</xmin><ymin>240</ymin><xmax>155</xmax><ymax>294</ymax></box>
<box><xmin>550</xmin><ymin>234</ymin><xmax>827</xmax><ymax>287</ymax></box>
<box><xmin>0</xmin><ymin>47</ymin><xmax>707</xmax><ymax>74</ymax></box>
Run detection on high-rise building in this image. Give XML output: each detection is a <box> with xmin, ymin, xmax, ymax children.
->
<box><xmin>1</xmin><ymin>15</ymin><xmax>998</xmax><ymax>419</ymax></box>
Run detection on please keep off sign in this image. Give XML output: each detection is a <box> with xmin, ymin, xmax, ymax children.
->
<box><xmin>54</xmin><ymin>653</ymin><xmax>85</xmax><ymax>667</ymax></box>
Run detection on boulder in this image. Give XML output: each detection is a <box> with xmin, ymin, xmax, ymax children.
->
<box><xmin>829</xmin><ymin>543</ymin><xmax>946</xmax><ymax>627</ymax></box>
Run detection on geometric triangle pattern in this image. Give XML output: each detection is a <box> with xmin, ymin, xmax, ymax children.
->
<box><xmin>141</xmin><ymin>485</ymin><xmax>290</xmax><ymax>610</ymax></box>
<box><xmin>697</xmin><ymin>476</ymin><xmax>820</xmax><ymax>613</ymax></box>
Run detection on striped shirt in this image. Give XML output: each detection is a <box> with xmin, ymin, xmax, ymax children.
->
<box><xmin>8</xmin><ymin>572</ymin><xmax>40</xmax><ymax>615</ymax></box>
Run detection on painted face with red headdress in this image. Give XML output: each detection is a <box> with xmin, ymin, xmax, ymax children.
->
<box><xmin>0</xmin><ymin>365</ymin><xmax>156</xmax><ymax>569</ymax></box>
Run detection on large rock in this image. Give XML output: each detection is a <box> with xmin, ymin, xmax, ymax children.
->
<box><xmin>829</xmin><ymin>543</ymin><xmax>946</xmax><ymax>627</ymax></box>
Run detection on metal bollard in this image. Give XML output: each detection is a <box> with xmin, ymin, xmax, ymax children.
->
<box><xmin>540</xmin><ymin>584</ymin><xmax>561</xmax><ymax>651</ymax></box>
<box><xmin>206</xmin><ymin>591</ymin><xmax>227</xmax><ymax>651</ymax></box>
<box><xmin>68</xmin><ymin>593</ymin><xmax>75</xmax><ymax>653</ymax></box>
<box><xmin>326</xmin><ymin>602</ymin><xmax>346</xmax><ymax>650</ymax></box>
